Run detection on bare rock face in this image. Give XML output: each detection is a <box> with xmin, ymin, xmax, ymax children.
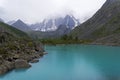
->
<box><xmin>4</xmin><ymin>61</ymin><xmax>14</xmax><ymax>70</ymax></box>
<box><xmin>15</xmin><ymin>59</ymin><xmax>31</xmax><ymax>69</ymax></box>
<box><xmin>0</xmin><ymin>61</ymin><xmax>14</xmax><ymax>75</ymax></box>
<box><xmin>34</xmin><ymin>42</ymin><xmax>44</xmax><ymax>52</ymax></box>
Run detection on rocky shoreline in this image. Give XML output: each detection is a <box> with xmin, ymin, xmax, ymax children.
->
<box><xmin>0</xmin><ymin>51</ymin><xmax>47</xmax><ymax>75</ymax></box>
<box><xmin>0</xmin><ymin>38</ymin><xmax>47</xmax><ymax>75</ymax></box>
<box><xmin>0</xmin><ymin>47</ymin><xmax>47</xmax><ymax>75</ymax></box>
<box><xmin>0</xmin><ymin>21</ymin><xmax>48</xmax><ymax>75</ymax></box>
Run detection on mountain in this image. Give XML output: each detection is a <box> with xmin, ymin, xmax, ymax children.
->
<box><xmin>30</xmin><ymin>15</ymin><xmax>80</xmax><ymax>31</ymax></box>
<box><xmin>0</xmin><ymin>18</ymin><xmax>4</xmax><ymax>22</ymax></box>
<box><xmin>0</xmin><ymin>21</ymin><xmax>28</xmax><ymax>38</ymax></box>
<box><xmin>29</xmin><ymin>25</ymin><xmax>71</xmax><ymax>39</ymax></box>
<box><xmin>5</xmin><ymin>15</ymin><xmax>80</xmax><ymax>39</ymax></box>
<box><xmin>28</xmin><ymin>15</ymin><xmax>80</xmax><ymax>39</ymax></box>
<box><xmin>12</xmin><ymin>19</ymin><xmax>31</xmax><ymax>32</ymax></box>
<box><xmin>7</xmin><ymin>20</ymin><xmax>16</xmax><ymax>25</ymax></box>
<box><xmin>70</xmin><ymin>0</ymin><xmax>120</xmax><ymax>45</ymax></box>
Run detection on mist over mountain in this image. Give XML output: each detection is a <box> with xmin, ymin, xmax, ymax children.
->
<box><xmin>27</xmin><ymin>15</ymin><xmax>80</xmax><ymax>39</ymax></box>
<box><xmin>7</xmin><ymin>20</ymin><xmax>16</xmax><ymax>25</ymax></box>
<box><xmin>0</xmin><ymin>0</ymin><xmax>105</xmax><ymax>24</ymax></box>
<box><xmin>30</xmin><ymin>15</ymin><xmax>80</xmax><ymax>31</ymax></box>
<box><xmin>29</xmin><ymin>25</ymin><xmax>72</xmax><ymax>39</ymax></box>
<box><xmin>0</xmin><ymin>18</ymin><xmax>4</xmax><ymax>22</ymax></box>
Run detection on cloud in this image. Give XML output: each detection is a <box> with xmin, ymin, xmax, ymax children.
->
<box><xmin>0</xmin><ymin>0</ymin><xmax>106</xmax><ymax>24</ymax></box>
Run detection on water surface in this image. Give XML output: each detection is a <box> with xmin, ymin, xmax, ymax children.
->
<box><xmin>0</xmin><ymin>45</ymin><xmax>120</xmax><ymax>80</ymax></box>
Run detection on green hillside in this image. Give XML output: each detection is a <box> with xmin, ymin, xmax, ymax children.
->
<box><xmin>0</xmin><ymin>22</ymin><xmax>28</xmax><ymax>38</ymax></box>
<box><xmin>70</xmin><ymin>0</ymin><xmax>120</xmax><ymax>45</ymax></box>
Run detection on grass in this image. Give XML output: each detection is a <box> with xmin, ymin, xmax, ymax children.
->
<box><xmin>92</xmin><ymin>26</ymin><xmax>109</xmax><ymax>37</ymax></box>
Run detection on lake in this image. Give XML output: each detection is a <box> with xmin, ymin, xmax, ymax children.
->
<box><xmin>0</xmin><ymin>44</ymin><xmax>120</xmax><ymax>80</ymax></box>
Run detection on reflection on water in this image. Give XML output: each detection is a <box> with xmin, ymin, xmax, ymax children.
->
<box><xmin>0</xmin><ymin>45</ymin><xmax>120</xmax><ymax>80</ymax></box>
<box><xmin>14</xmin><ymin>68</ymin><xmax>29</xmax><ymax>72</ymax></box>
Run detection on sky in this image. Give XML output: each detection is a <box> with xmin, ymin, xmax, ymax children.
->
<box><xmin>0</xmin><ymin>0</ymin><xmax>106</xmax><ymax>24</ymax></box>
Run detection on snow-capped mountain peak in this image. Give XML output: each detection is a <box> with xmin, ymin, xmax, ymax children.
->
<box><xmin>30</xmin><ymin>15</ymin><xmax>80</xmax><ymax>31</ymax></box>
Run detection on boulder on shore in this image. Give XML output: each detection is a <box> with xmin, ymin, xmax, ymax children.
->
<box><xmin>30</xmin><ymin>59</ymin><xmax>39</xmax><ymax>63</ymax></box>
<box><xmin>15</xmin><ymin>59</ymin><xmax>31</xmax><ymax>69</ymax></box>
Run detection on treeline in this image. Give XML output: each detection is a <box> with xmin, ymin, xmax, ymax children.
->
<box><xmin>40</xmin><ymin>35</ymin><xmax>92</xmax><ymax>45</ymax></box>
<box><xmin>60</xmin><ymin>35</ymin><xmax>78</xmax><ymax>41</ymax></box>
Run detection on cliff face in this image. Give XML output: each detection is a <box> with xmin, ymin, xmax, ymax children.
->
<box><xmin>0</xmin><ymin>22</ymin><xmax>45</xmax><ymax>75</ymax></box>
<box><xmin>70</xmin><ymin>0</ymin><xmax>120</xmax><ymax>45</ymax></box>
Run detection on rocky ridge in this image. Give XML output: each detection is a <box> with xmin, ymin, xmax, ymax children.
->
<box><xmin>70</xmin><ymin>0</ymin><xmax>120</xmax><ymax>46</ymax></box>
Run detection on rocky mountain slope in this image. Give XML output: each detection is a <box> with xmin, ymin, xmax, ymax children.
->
<box><xmin>7</xmin><ymin>15</ymin><xmax>80</xmax><ymax>39</ymax></box>
<box><xmin>0</xmin><ymin>22</ymin><xmax>45</xmax><ymax>75</ymax></box>
<box><xmin>7</xmin><ymin>20</ymin><xmax>16</xmax><ymax>25</ymax></box>
<box><xmin>28</xmin><ymin>15</ymin><xmax>80</xmax><ymax>39</ymax></box>
<box><xmin>30</xmin><ymin>15</ymin><xmax>80</xmax><ymax>31</ymax></box>
<box><xmin>70</xmin><ymin>0</ymin><xmax>120</xmax><ymax>45</ymax></box>
<box><xmin>29</xmin><ymin>25</ymin><xmax>71</xmax><ymax>39</ymax></box>
<box><xmin>0</xmin><ymin>18</ymin><xmax>4</xmax><ymax>22</ymax></box>
<box><xmin>12</xmin><ymin>19</ymin><xmax>32</xmax><ymax>32</ymax></box>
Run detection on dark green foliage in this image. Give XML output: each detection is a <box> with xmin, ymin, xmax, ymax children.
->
<box><xmin>109</xmin><ymin>15</ymin><xmax>120</xmax><ymax>24</ymax></box>
<box><xmin>0</xmin><ymin>35</ymin><xmax>5</xmax><ymax>43</ymax></box>
<box><xmin>75</xmin><ymin>36</ymin><xmax>78</xmax><ymax>41</ymax></box>
<box><xmin>92</xmin><ymin>13</ymin><xmax>120</xmax><ymax>37</ymax></box>
<box><xmin>0</xmin><ymin>45</ymin><xmax>10</xmax><ymax>59</ymax></box>
<box><xmin>61</xmin><ymin>35</ymin><xmax>68</xmax><ymax>40</ymax></box>
<box><xmin>114</xmin><ymin>28</ymin><xmax>120</xmax><ymax>33</ymax></box>
<box><xmin>92</xmin><ymin>27</ymin><xmax>109</xmax><ymax>37</ymax></box>
<box><xmin>0</xmin><ymin>47</ymin><xmax>7</xmax><ymax>55</ymax></box>
<box><xmin>7</xmin><ymin>43</ymin><xmax>18</xmax><ymax>50</ymax></box>
<box><xmin>61</xmin><ymin>35</ymin><xmax>73</xmax><ymax>40</ymax></box>
<box><xmin>28</xmin><ymin>42</ymin><xmax>34</xmax><ymax>47</ymax></box>
<box><xmin>40</xmin><ymin>35</ymin><xmax>92</xmax><ymax>45</ymax></box>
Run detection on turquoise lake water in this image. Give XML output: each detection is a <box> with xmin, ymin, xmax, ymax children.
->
<box><xmin>0</xmin><ymin>45</ymin><xmax>120</xmax><ymax>80</ymax></box>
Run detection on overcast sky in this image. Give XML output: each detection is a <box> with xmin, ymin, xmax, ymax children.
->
<box><xmin>0</xmin><ymin>0</ymin><xmax>106</xmax><ymax>24</ymax></box>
